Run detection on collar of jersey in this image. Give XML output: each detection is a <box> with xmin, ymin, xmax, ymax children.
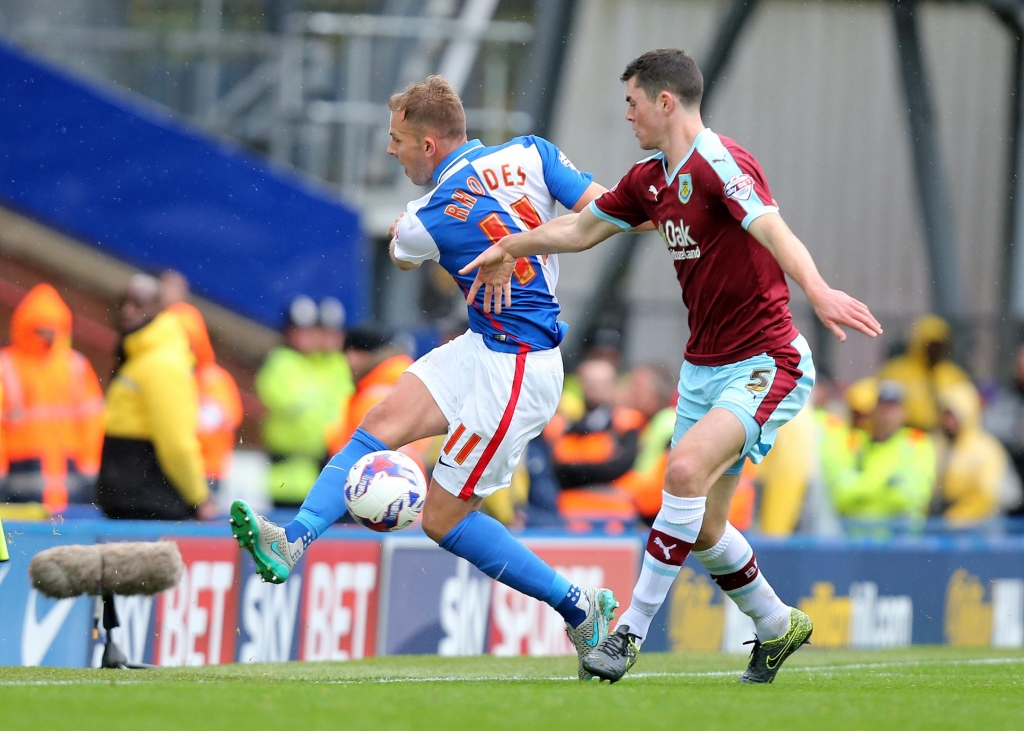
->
<box><xmin>660</xmin><ymin>127</ymin><xmax>711</xmax><ymax>184</ymax></box>
<box><xmin>434</xmin><ymin>139</ymin><xmax>485</xmax><ymax>185</ymax></box>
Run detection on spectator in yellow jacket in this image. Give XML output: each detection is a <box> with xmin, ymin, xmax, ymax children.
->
<box><xmin>256</xmin><ymin>296</ymin><xmax>353</xmax><ymax>506</ymax></box>
<box><xmin>98</xmin><ymin>274</ymin><xmax>210</xmax><ymax>520</ymax></box>
<box><xmin>938</xmin><ymin>382</ymin><xmax>1023</xmax><ymax>524</ymax></box>
<box><xmin>757</xmin><ymin>402</ymin><xmax>816</xmax><ymax>536</ymax></box>
<box><xmin>830</xmin><ymin>380</ymin><xmax>936</xmax><ymax>524</ymax></box>
<box><xmin>878</xmin><ymin>314</ymin><xmax>971</xmax><ymax>431</ymax></box>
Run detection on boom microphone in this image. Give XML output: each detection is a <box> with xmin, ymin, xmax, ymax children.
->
<box><xmin>28</xmin><ymin>541</ymin><xmax>184</xmax><ymax>670</ymax></box>
<box><xmin>29</xmin><ymin>541</ymin><xmax>183</xmax><ymax>599</ymax></box>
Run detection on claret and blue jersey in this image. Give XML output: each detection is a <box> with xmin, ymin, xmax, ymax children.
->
<box><xmin>392</xmin><ymin>136</ymin><xmax>594</xmax><ymax>354</ymax></box>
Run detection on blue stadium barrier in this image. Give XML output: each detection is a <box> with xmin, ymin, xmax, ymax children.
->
<box><xmin>1</xmin><ymin>519</ymin><xmax>1022</xmax><ymax>667</ymax></box>
<box><xmin>0</xmin><ymin>40</ymin><xmax>368</xmax><ymax>327</ymax></box>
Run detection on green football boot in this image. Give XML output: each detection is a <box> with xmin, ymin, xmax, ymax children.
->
<box><xmin>565</xmin><ymin>588</ymin><xmax>619</xmax><ymax>680</ymax></box>
<box><xmin>739</xmin><ymin>607</ymin><xmax>813</xmax><ymax>684</ymax></box>
<box><xmin>582</xmin><ymin>624</ymin><xmax>641</xmax><ymax>683</ymax></box>
<box><xmin>229</xmin><ymin>500</ymin><xmax>305</xmax><ymax>584</ymax></box>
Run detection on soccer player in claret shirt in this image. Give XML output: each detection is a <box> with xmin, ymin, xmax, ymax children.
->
<box><xmin>230</xmin><ymin>75</ymin><xmax>623</xmax><ymax>679</ymax></box>
<box><xmin>461</xmin><ymin>49</ymin><xmax>882</xmax><ymax>683</ymax></box>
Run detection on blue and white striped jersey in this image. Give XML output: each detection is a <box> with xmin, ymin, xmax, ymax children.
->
<box><xmin>392</xmin><ymin>136</ymin><xmax>593</xmax><ymax>353</ymax></box>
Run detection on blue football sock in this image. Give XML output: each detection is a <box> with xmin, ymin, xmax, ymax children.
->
<box><xmin>284</xmin><ymin>428</ymin><xmax>388</xmax><ymax>543</ymax></box>
<box><xmin>440</xmin><ymin>511</ymin><xmax>588</xmax><ymax>627</ymax></box>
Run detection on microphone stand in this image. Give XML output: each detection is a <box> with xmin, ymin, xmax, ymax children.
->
<box><xmin>94</xmin><ymin>552</ymin><xmax>154</xmax><ymax>669</ymax></box>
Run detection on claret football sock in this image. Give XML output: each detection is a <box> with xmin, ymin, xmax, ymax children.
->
<box><xmin>692</xmin><ymin>521</ymin><xmax>790</xmax><ymax>641</ymax></box>
<box><xmin>616</xmin><ymin>492</ymin><xmax>706</xmax><ymax>644</ymax></box>
<box><xmin>441</xmin><ymin>511</ymin><xmax>589</xmax><ymax>627</ymax></box>
<box><xmin>284</xmin><ymin>428</ymin><xmax>388</xmax><ymax>544</ymax></box>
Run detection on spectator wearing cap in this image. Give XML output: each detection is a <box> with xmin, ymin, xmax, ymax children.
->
<box><xmin>98</xmin><ymin>274</ymin><xmax>211</xmax><ymax>520</ymax></box>
<box><xmin>255</xmin><ymin>296</ymin><xmax>354</xmax><ymax>506</ymax></box>
<box><xmin>878</xmin><ymin>314</ymin><xmax>971</xmax><ymax>431</ymax></box>
<box><xmin>828</xmin><ymin>379</ymin><xmax>936</xmax><ymax>526</ymax></box>
<box><xmin>325</xmin><ymin>325</ymin><xmax>412</xmax><ymax>455</ymax></box>
<box><xmin>938</xmin><ymin>382</ymin><xmax>1023</xmax><ymax>524</ymax></box>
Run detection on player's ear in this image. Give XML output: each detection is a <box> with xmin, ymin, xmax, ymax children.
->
<box><xmin>422</xmin><ymin>134</ymin><xmax>437</xmax><ymax>157</ymax></box>
<box><xmin>659</xmin><ymin>90</ymin><xmax>675</xmax><ymax>115</ymax></box>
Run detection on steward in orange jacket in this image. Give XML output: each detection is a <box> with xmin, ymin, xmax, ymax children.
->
<box><xmin>168</xmin><ymin>302</ymin><xmax>244</xmax><ymax>486</ymax></box>
<box><xmin>0</xmin><ymin>284</ymin><xmax>104</xmax><ymax>512</ymax></box>
<box><xmin>545</xmin><ymin>360</ymin><xmax>645</xmax><ymax>523</ymax></box>
<box><xmin>326</xmin><ymin>325</ymin><xmax>413</xmax><ymax>456</ymax></box>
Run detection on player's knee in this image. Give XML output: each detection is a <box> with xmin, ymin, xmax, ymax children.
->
<box><xmin>664</xmin><ymin>455</ymin><xmax>706</xmax><ymax>497</ymax></box>
<box><xmin>360</xmin><ymin>400</ymin><xmax>402</xmax><ymax>446</ymax></box>
<box><xmin>420</xmin><ymin>507</ymin><xmax>449</xmax><ymax>544</ymax></box>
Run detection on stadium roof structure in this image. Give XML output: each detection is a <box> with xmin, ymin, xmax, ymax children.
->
<box><xmin>573</xmin><ymin>0</ymin><xmax>1024</xmax><ymax>378</ymax></box>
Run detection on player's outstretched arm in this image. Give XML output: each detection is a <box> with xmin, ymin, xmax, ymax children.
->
<box><xmin>748</xmin><ymin>213</ymin><xmax>882</xmax><ymax>343</ymax></box>
<box><xmin>459</xmin><ymin>207</ymin><xmax>621</xmax><ymax>313</ymax></box>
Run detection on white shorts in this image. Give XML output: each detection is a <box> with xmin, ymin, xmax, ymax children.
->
<box><xmin>406</xmin><ymin>330</ymin><xmax>563</xmax><ymax>499</ymax></box>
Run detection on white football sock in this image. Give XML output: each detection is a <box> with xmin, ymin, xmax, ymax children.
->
<box><xmin>616</xmin><ymin>493</ymin><xmax>705</xmax><ymax>645</ymax></box>
<box><xmin>692</xmin><ymin>522</ymin><xmax>790</xmax><ymax>641</ymax></box>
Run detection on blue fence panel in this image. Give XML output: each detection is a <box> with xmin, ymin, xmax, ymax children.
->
<box><xmin>3</xmin><ymin>521</ymin><xmax>1024</xmax><ymax>666</ymax></box>
<box><xmin>0</xmin><ymin>40</ymin><xmax>369</xmax><ymax>327</ymax></box>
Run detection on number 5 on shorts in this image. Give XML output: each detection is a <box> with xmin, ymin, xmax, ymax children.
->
<box><xmin>745</xmin><ymin>368</ymin><xmax>772</xmax><ymax>392</ymax></box>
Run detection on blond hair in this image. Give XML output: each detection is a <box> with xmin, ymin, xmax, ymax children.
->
<box><xmin>388</xmin><ymin>75</ymin><xmax>467</xmax><ymax>140</ymax></box>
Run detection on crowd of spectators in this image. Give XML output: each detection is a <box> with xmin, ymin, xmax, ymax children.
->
<box><xmin>3</xmin><ymin>286</ymin><xmax>1023</xmax><ymax>536</ymax></box>
<box><xmin>1</xmin><ymin>272</ymin><xmax>242</xmax><ymax>520</ymax></box>
<box><xmin>476</xmin><ymin>318</ymin><xmax>1024</xmax><ymax>535</ymax></box>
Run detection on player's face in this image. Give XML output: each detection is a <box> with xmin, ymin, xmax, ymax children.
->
<box><xmin>624</xmin><ymin>78</ymin><xmax>663</xmax><ymax>151</ymax></box>
<box><xmin>388</xmin><ymin>112</ymin><xmax>434</xmax><ymax>186</ymax></box>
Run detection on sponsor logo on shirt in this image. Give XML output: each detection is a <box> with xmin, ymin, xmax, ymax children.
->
<box><xmin>725</xmin><ymin>173</ymin><xmax>754</xmax><ymax>202</ymax></box>
<box><xmin>658</xmin><ymin>218</ymin><xmax>701</xmax><ymax>261</ymax></box>
<box><xmin>557</xmin><ymin>150</ymin><xmax>579</xmax><ymax>171</ymax></box>
<box><xmin>678</xmin><ymin>173</ymin><xmax>692</xmax><ymax>204</ymax></box>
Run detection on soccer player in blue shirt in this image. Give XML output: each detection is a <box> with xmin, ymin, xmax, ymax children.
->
<box><xmin>230</xmin><ymin>75</ymin><xmax>618</xmax><ymax>678</ymax></box>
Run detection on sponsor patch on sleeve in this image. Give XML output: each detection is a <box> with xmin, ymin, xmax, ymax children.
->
<box><xmin>725</xmin><ymin>173</ymin><xmax>754</xmax><ymax>202</ymax></box>
<box><xmin>557</xmin><ymin>150</ymin><xmax>580</xmax><ymax>171</ymax></box>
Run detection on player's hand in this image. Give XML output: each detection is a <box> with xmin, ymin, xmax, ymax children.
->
<box><xmin>459</xmin><ymin>244</ymin><xmax>516</xmax><ymax>314</ymax></box>
<box><xmin>810</xmin><ymin>286</ymin><xmax>882</xmax><ymax>342</ymax></box>
<box><xmin>388</xmin><ymin>213</ymin><xmax>406</xmax><ymax>240</ymax></box>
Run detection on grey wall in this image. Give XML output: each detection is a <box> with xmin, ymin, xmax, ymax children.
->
<box><xmin>551</xmin><ymin>0</ymin><xmax>1012</xmax><ymax>382</ymax></box>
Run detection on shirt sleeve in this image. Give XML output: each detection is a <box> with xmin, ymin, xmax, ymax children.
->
<box><xmin>532</xmin><ymin>136</ymin><xmax>595</xmax><ymax>209</ymax></box>
<box><xmin>589</xmin><ymin>165</ymin><xmax>649</xmax><ymax>230</ymax></box>
<box><xmin>703</xmin><ymin>142</ymin><xmax>779</xmax><ymax>230</ymax></box>
<box><xmin>392</xmin><ymin>206</ymin><xmax>441</xmax><ymax>265</ymax></box>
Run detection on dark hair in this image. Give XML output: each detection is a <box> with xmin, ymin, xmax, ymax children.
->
<box><xmin>620</xmin><ymin>49</ymin><xmax>703</xmax><ymax>109</ymax></box>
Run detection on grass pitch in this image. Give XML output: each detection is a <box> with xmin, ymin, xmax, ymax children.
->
<box><xmin>2</xmin><ymin>647</ymin><xmax>1022</xmax><ymax>731</ymax></box>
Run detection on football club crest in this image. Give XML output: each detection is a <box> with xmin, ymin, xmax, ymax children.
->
<box><xmin>678</xmin><ymin>173</ymin><xmax>693</xmax><ymax>204</ymax></box>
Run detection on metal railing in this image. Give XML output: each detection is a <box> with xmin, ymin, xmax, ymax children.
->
<box><xmin>2</xmin><ymin>2</ymin><xmax>537</xmax><ymax>212</ymax></box>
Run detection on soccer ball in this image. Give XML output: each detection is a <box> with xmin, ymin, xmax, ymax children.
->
<box><xmin>344</xmin><ymin>450</ymin><xmax>426</xmax><ymax>532</ymax></box>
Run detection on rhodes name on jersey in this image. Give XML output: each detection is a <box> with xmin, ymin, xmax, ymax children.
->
<box><xmin>392</xmin><ymin>136</ymin><xmax>593</xmax><ymax>354</ymax></box>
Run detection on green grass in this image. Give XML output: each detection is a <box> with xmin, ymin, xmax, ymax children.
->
<box><xmin>2</xmin><ymin>647</ymin><xmax>1022</xmax><ymax>731</ymax></box>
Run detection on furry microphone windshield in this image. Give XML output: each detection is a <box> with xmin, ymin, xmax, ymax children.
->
<box><xmin>29</xmin><ymin>541</ymin><xmax>184</xmax><ymax>599</ymax></box>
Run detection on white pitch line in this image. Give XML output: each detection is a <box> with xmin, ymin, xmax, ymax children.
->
<box><xmin>628</xmin><ymin>656</ymin><xmax>1024</xmax><ymax>680</ymax></box>
<box><xmin>0</xmin><ymin>656</ymin><xmax>1021</xmax><ymax>687</ymax></box>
